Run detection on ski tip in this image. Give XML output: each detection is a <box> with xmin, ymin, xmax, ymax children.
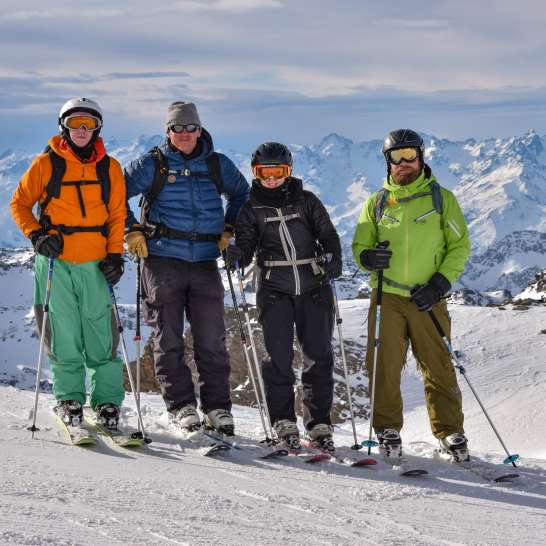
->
<box><xmin>400</xmin><ymin>468</ymin><xmax>428</xmax><ymax>477</ymax></box>
<box><xmin>260</xmin><ymin>448</ymin><xmax>289</xmax><ymax>459</ymax></box>
<box><xmin>493</xmin><ymin>473</ymin><xmax>520</xmax><ymax>483</ymax></box>
<box><xmin>352</xmin><ymin>458</ymin><xmax>378</xmax><ymax>466</ymax></box>
<box><xmin>305</xmin><ymin>453</ymin><xmax>331</xmax><ymax>464</ymax></box>
<box><xmin>361</xmin><ymin>440</ymin><xmax>379</xmax><ymax>448</ymax></box>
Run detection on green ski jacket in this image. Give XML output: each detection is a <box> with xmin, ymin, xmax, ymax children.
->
<box><xmin>352</xmin><ymin>167</ymin><xmax>471</xmax><ymax>297</ymax></box>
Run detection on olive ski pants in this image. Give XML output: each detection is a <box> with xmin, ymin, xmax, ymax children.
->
<box><xmin>365</xmin><ymin>291</ymin><xmax>464</xmax><ymax>439</ymax></box>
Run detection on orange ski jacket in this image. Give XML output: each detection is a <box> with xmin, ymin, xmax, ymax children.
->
<box><xmin>10</xmin><ymin>135</ymin><xmax>126</xmax><ymax>263</ymax></box>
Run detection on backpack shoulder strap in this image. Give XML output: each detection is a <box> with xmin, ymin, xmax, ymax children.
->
<box><xmin>142</xmin><ymin>147</ymin><xmax>169</xmax><ymax>219</ymax></box>
<box><xmin>206</xmin><ymin>152</ymin><xmax>224</xmax><ymax>195</ymax></box>
<box><xmin>95</xmin><ymin>154</ymin><xmax>111</xmax><ymax>209</ymax></box>
<box><xmin>374</xmin><ymin>188</ymin><xmax>389</xmax><ymax>223</ymax></box>
<box><xmin>40</xmin><ymin>147</ymin><xmax>66</xmax><ymax>214</ymax></box>
<box><xmin>429</xmin><ymin>181</ymin><xmax>443</xmax><ymax>215</ymax></box>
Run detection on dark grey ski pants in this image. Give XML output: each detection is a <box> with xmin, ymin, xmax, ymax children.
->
<box><xmin>257</xmin><ymin>284</ymin><xmax>335</xmax><ymax>430</ymax></box>
<box><xmin>141</xmin><ymin>256</ymin><xmax>231</xmax><ymax>413</ymax></box>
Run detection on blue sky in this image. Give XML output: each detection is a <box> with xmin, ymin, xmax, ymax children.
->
<box><xmin>1</xmin><ymin>0</ymin><xmax>546</xmax><ymax>151</ymax></box>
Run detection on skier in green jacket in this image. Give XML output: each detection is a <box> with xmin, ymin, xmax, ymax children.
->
<box><xmin>352</xmin><ymin>129</ymin><xmax>471</xmax><ymax>462</ymax></box>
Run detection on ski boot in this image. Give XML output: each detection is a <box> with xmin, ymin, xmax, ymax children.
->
<box><xmin>171</xmin><ymin>404</ymin><xmax>202</xmax><ymax>434</ymax></box>
<box><xmin>439</xmin><ymin>433</ymin><xmax>470</xmax><ymax>462</ymax></box>
<box><xmin>274</xmin><ymin>419</ymin><xmax>301</xmax><ymax>451</ymax></box>
<box><xmin>204</xmin><ymin>409</ymin><xmax>235</xmax><ymax>436</ymax></box>
<box><xmin>377</xmin><ymin>428</ymin><xmax>403</xmax><ymax>459</ymax></box>
<box><xmin>54</xmin><ymin>400</ymin><xmax>83</xmax><ymax>427</ymax></box>
<box><xmin>96</xmin><ymin>403</ymin><xmax>120</xmax><ymax>431</ymax></box>
<box><xmin>307</xmin><ymin>423</ymin><xmax>335</xmax><ymax>453</ymax></box>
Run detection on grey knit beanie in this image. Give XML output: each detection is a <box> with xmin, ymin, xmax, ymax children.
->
<box><xmin>165</xmin><ymin>101</ymin><xmax>201</xmax><ymax>131</ymax></box>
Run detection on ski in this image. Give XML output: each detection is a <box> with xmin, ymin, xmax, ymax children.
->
<box><xmin>55</xmin><ymin>416</ymin><xmax>97</xmax><ymax>446</ymax></box>
<box><xmin>176</xmin><ymin>428</ymin><xmax>233</xmax><ymax>458</ymax></box>
<box><xmin>435</xmin><ymin>451</ymin><xmax>519</xmax><ymax>483</ymax></box>
<box><xmin>380</xmin><ymin>455</ymin><xmax>428</xmax><ymax>477</ymax></box>
<box><xmin>411</xmin><ymin>441</ymin><xmax>518</xmax><ymax>483</ymax></box>
<box><xmin>301</xmin><ymin>440</ymin><xmax>378</xmax><ymax>468</ymax></box>
<box><xmin>85</xmin><ymin>417</ymin><xmax>145</xmax><ymax>448</ymax></box>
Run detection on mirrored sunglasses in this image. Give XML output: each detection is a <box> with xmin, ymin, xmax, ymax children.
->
<box><xmin>387</xmin><ymin>147</ymin><xmax>419</xmax><ymax>165</ymax></box>
<box><xmin>252</xmin><ymin>164</ymin><xmax>292</xmax><ymax>181</ymax></box>
<box><xmin>62</xmin><ymin>114</ymin><xmax>102</xmax><ymax>131</ymax></box>
<box><xmin>170</xmin><ymin>124</ymin><xmax>200</xmax><ymax>134</ymax></box>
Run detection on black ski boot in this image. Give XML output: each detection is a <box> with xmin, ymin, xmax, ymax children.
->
<box><xmin>274</xmin><ymin>419</ymin><xmax>301</xmax><ymax>451</ymax></box>
<box><xmin>377</xmin><ymin>428</ymin><xmax>403</xmax><ymax>459</ymax></box>
<box><xmin>96</xmin><ymin>403</ymin><xmax>120</xmax><ymax>431</ymax></box>
<box><xmin>308</xmin><ymin>423</ymin><xmax>335</xmax><ymax>453</ymax></box>
<box><xmin>439</xmin><ymin>433</ymin><xmax>470</xmax><ymax>462</ymax></box>
<box><xmin>54</xmin><ymin>400</ymin><xmax>83</xmax><ymax>427</ymax></box>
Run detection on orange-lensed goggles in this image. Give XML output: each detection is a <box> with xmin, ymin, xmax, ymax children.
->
<box><xmin>386</xmin><ymin>147</ymin><xmax>419</xmax><ymax>165</ymax></box>
<box><xmin>252</xmin><ymin>164</ymin><xmax>292</xmax><ymax>180</ymax></box>
<box><xmin>62</xmin><ymin>114</ymin><xmax>102</xmax><ymax>131</ymax></box>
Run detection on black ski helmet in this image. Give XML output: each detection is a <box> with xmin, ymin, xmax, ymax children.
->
<box><xmin>382</xmin><ymin>129</ymin><xmax>425</xmax><ymax>170</ymax></box>
<box><xmin>251</xmin><ymin>142</ymin><xmax>293</xmax><ymax>167</ymax></box>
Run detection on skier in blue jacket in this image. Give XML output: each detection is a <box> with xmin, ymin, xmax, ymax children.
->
<box><xmin>124</xmin><ymin>101</ymin><xmax>249</xmax><ymax>436</ymax></box>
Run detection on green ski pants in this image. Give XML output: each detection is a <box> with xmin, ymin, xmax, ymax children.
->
<box><xmin>365</xmin><ymin>291</ymin><xmax>464</xmax><ymax>439</ymax></box>
<box><xmin>33</xmin><ymin>255</ymin><xmax>124</xmax><ymax>409</ymax></box>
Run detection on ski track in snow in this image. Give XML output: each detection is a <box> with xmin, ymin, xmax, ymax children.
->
<box><xmin>1</xmin><ymin>302</ymin><xmax>546</xmax><ymax>545</ymax></box>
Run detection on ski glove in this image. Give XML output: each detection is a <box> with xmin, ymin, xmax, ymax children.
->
<box><xmin>218</xmin><ymin>224</ymin><xmax>234</xmax><ymax>252</ymax></box>
<box><xmin>224</xmin><ymin>245</ymin><xmax>244</xmax><ymax>270</ymax></box>
<box><xmin>323</xmin><ymin>254</ymin><xmax>343</xmax><ymax>279</ymax></box>
<box><xmin>99</xmin><ymin>253</ymin><xmax>125</xmax><ymax>286</ymax></box>
<box><xmin>126</xmin><ymin>224</ymin><xmax>148</xmax><ymax>258</ymax></box>
<box><xmin>410</xmin><ymin>273</ymin><xmax>451</xmax><ymax>312</ymax></box>
<box><xmin>359</xmin><ymin>247</ymin><xmax>392</xmax><ymax>271</ymax></box>
<box><xmin>30</xmin><ymin>230</ymin><xmax>63</xmax><ymax>258</ymax></box>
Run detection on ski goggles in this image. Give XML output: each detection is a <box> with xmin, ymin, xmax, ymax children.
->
<box><xmin>169</xmin><ymin>123</ymin><xmax>200</xmax><ymax>134</ymax></box>
<box><xmin>386</xmin><ymin>147</ymin><xmax>419</xmax><ymax>165</ymax></box>
<box><xmin>252</xmin><ymin>164</ymin><xmax>292</xmax><ymax>180</ymax></box>
<box><xmin>62</xmin><ymin>114</ymin><xmax>102</xmax><ymax>131</ymax></box>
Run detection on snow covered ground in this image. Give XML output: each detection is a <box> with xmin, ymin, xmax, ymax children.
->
<box><xmin>1</xmin><ymin>301</ymin><xmax>545</xmax><ymax>545</ymax></box>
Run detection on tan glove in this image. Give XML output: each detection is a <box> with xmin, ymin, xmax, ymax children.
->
<box><xmin>218</xmin><ymin>224</ymin><xmax>234</xmax><ymax>252</ymax></box>
<box><xmin>125</xmin><ymin>225</ymin><xmax>148</xmax><ymax>258</ymax></box>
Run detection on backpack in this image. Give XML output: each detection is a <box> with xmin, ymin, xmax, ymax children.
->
<box><xmin>374</xmin><ymin>180</ymin><xmax>443</xmax><ymax>226</ymax></box>
<box><xmin>38</xmin><ymin>147</ymin><xmax>110</xmax><ymax>237</ymax></box>
<box><xmin>140</xmin><ymin>146</ymin><xmax>224</xmax><ymax>222</ymax></box>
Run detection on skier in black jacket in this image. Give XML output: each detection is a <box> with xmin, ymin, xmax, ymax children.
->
<box><xmin>225</xmin><ymin>142</ymin><xmax>342</xmax><ymax>451</ymax></box>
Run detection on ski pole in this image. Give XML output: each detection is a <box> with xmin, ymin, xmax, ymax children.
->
<box><xmin>426</xmin><ymin>308</ymin><xmax>519</xmax><ymax>467</ymax></box>
<box><xmin>361</xmin><ymin>241</ymin><xmax>390</xmax><ymax>454</ymax></box>
<box><xmin>330</xmin><ymin>276</ymin><xmax>362</xmax><ymax>450</ymax></box>
<box><xmin>234</xmin><ymin>262</ymin><xmax>275</xmax><ymax>442</ymax></box>
<box><xmin>28</xmin><ymin>257</ymin><xmax>55</xmax><ymax>438</ymax></box>
<box><xmin>134</xmin><ymin>258</ymin><xmax>142</xmax><ymax>433</ymax></box>
<box><xmin>223</xmin><ymin>252</ymin><xmax>273</xmax><ymax>443</ymax></box>
<box><xmin>109</xmin><ymin>285</ymin><xmax>152</xmax><ymax>444</ymax></box>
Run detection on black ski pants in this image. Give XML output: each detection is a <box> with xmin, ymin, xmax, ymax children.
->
<box><xmin>257</xmin><ymin>284</ymin><xmax>335</xmax><ymax>430</ymax></box>
<box><xmin>141</xmin><ymin>256</ymin><xmax>231</xmax><ymax>413</ymax></box>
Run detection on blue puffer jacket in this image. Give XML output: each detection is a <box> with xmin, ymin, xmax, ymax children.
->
<box><xmin>124</xmin><ymin>129</ymin><xmax>249</xmax><ymax>262</ymax></box>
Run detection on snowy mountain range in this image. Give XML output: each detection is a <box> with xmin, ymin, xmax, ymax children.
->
<box><xmin>1</xmin><ymin>130</ymin><xmax>544</xmax><ymax>296</ymax></box>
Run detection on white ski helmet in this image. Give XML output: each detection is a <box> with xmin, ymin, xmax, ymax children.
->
<box><xmin>58</xmin><ymin>97</ymin><xmax>103</xmax><ymax>130</ymax></box>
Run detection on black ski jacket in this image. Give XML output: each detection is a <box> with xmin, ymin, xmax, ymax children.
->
<box><xmin>234</xmin><ymin>177</ymin><xmax>341</xmax><ymax>296</ymax></box>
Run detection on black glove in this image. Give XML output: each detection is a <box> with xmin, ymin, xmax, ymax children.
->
<box><xmin>98</xmin><ymin>253</ymin><xmax>125</xmax><ymax>285</ymax></box>
<box><xmin>29</xmin><ymin>230</ymin><xmax>63</xmax><ymax>258</ymax></box>
<box><xmin>410</xmin><ymin>273</ymin><xmax>451</xmax><ymax>311</ymax></box>
<box><xmin>359</xmin><ymin>247</ymin><xmax>392</xmax><ymax>271</ymax></box>
<box><xmin>224</xmin><ymin>245</ymin><xmax>244</xmax><ymax>270</ymax></box>
<box><xmin>323</xmin><ymin>254</ymin><xmax>342</xmax><ymax>279</ymax></box>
